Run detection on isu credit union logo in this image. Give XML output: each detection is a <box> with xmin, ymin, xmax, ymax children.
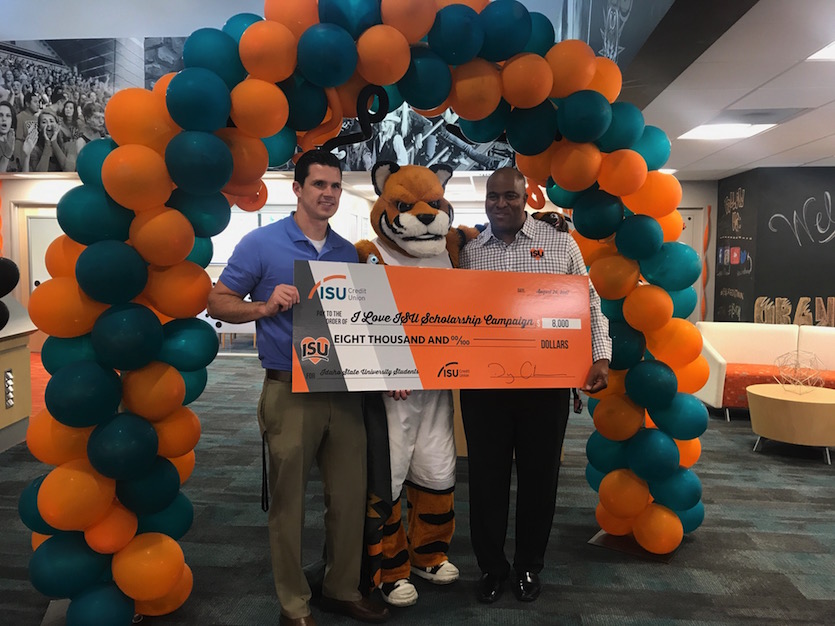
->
<box><xmin>437</xmin><ymin>361</ymin><xmax>459</xmax><ymax>378</ymax></box>
<box><xmin>300</xmin><ymin>336</ymin><xmax>331</xmax><ymax>365</ymax></box>
<box><xmin>308</xmin><ymin>274</ymin><xmax>347</xmax><ymax>301</ymax></box>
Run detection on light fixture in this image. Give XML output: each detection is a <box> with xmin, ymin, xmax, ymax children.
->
<box><xmin>807</xmin><ymin>41</ymin><xmax>835</xmax><ymax>60</ymax></box>
<box><xmin>658</xmin><ymin>168</ymin><xmax>678</xmax><ymax>175</ymax></box>
<box><xmin>678</xmin><ymin>123</ymin><xmax>775</xmax><ymax>140</ymax></box>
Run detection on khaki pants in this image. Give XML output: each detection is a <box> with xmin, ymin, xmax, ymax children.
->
<box><xmin>258</xmin><ymin>377</ymin><xmax>366</xmax><ymax>619</ymax></box>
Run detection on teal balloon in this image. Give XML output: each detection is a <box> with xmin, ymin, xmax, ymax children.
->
<box><xmin>66</xmin><ymin>582</ymin><xmax>135</xmax><ymax>626</ymax></box>
<box><xmin>429</xmin><ymin>5</ymin><xmax>484</xmax><ymax>65</ymax></box>
<box><xmin>262</xmin><ymin>125</ymin><xmax>298</xmax><ymax>168</ymax></box>
<box><xmin>557</xmin><ymin>89</ymin><xmax>612</xmax><ymax>143</ymax></box>
<box><xmin>546</xmin><ymin>179</ymin><xmax>585</xmax><ymax>208</ymax></box>
<box><xmin>165</xmin><ymin>67</ymin><xmax>231</xmax><ymax>132</ymax></box>
<box><xmin>505</xmin><ymin>100</ymin><xmax>558</xmax><ymax>156</ymax></box>
<box><xmin>87</xmin><ymin>412</ymin><xmax>159</xmax><ymax>480</ymax></box>
<box><xmin>297</xmin><ymin>23</ymin><xmax>358</xmax><ymax>88</ymax></box>
<box><xmin>137</xmin><ymin>491</ymin><xmax>194</xmax><ymax>540</ymax></box>
<box><xmin>615</xmin><ymin>214</ymin><xmax>664</xmax><ymax>261</ymax></box>
<box><xmin>595</xmin><ymin>102</ymin><xmax>645</xmax><ymax>152</ymax></box>
<box><xmin>91</xmin><ymin>303</ymin><xmax>163</xmax><ymax>371</ymax></box>
<box><xmin>585</xmin><ymin>430</ymin><xmax>629</xmax><ymax>473</ymax></box>
<box><xmin>639</xmin><ymin>242</ymin><xmax>701</xmax><ymax>291</ymax></box>
<box><xmin>633</xmin><ymin>125</ymin><xmax>671</xmax><ymax>170</ymax></box>
<box><xmin>479</xmin><ymin>0</ymin><xmax>532</xmax><ymax>62</ymax></box>
<box><xmin>600</xmin><ymin>297</ymin><xmax>625</xmax><ymax>322</ymax></box>
<box><xmin>45</xmin><ymin>361</ymin><xmax>122</xmax><ymax>428</ymax></box>
<box><xmin>397</xmin><ymin>47</ymin><xmax>452</xmax><ymax>111</ymax></box>
<box><xmin>158</xmin><ymin>318</ymin><xmax>219</xmax><ymax>372</ymax></box>
<box><xmin>75</xmin><ymin>240</ymin><xmax>148</xmax><ymax>304</ymax></box>
<box><xmin>18</xmin><ymin>475</ymin><xmax>59</xmax><ymax>535</ymax></box>
<box><xmin>186</xmin><ymin>237</ymin><xmax>213</xmax><ymax>268</ymax></box>
<box><xmin>165</xmin><ymin>131</ymin><xmax>233</xmax><ymax>195</ymax></box>
<box><xmin>459</xmin><ymin>99</ymin><xmax>510</xmax><ymax>142</ymax></box>
<box><xmin>29</xmin><ymin>533</ymin><xmax>111</xmax><ymax>599</ymax></box>
<box><xmin>183</xmin><ymin>27</ymin><xmax>246</xmax><ymax>90</ymax></box>
<box><xmin>319</xmin><ymin>0</ymin><xmax>381</xmax><ymax>39</ymax></box>
<box><xmin>650</xmin><ymin>467</ymin><xmax>702</xmax><ymax>512</ymax></box>
<box><xmin>41</xmin><ymin>335</ymin><xmax>97</xmax><ymax>375</ymax></box>
<box><xmin>221</xmin><ymin>12</ymin><xmax>263</xmax><ymax>42</ymax></box>
<box><xmin>56</xmin><ymin>185</ymin><xmax>133</xmax><ymax>245</ymax></box>
<box><xmin>167</xmin><ymin>188</ymin><xmax>231</xmax><ymax>238</ymax></box>
<box><xmin>280</xmin><ymin>73</ymin><xmax>328</xmax><ymax>131</ymax></box>
<box><xmin>181</xmin><ymin>367</ymin><xmax>208</xmax><ymax>405</ymax></box>
<box><xmin>371</xmin><ymin>84</ymin><xmax>404</xmax><ymax>114</ymax></box>
<box><xmin>585</xmin><ymin>463</ymin><xmax>605</xmax><ymax>492</ymax></box>
<box><xmin>116</xmin><ymin>456</ymin><xmax>181</xmax><ymax>515</ymax></box>
<box><xmin>524</xmin><ymin>12</ymin><xmax>555</xmax><ymax>56</ymax></box>
<box><xmin>587</xmin><ymin>396</ymin><xmax>599</xmax><ymax>416</ymax></box>
<box><xmin>675</xmin><ymin>500</ymin><xmax>705</xmax><ymax>534</ymax></box>
<box><xmin>626</xmin><ymin>428</ymin><xmax>680</xmax><ymax>482</ymax></box>
<box><xmin>648</xmin><ymin>392</ymin><xmax>709</xmax><ymax>440</ymax></box>
<box><xmin>571</xmin><ymin>189</ymin><xmax>624</xmax><ymax>239</ymax></box>
<box><xmin>670</xmin><ymin>287</ymin><xmax>698</xmax><ymax>319</ymax></box>
<box><xmin>624</xmin><ymin>360</ymin><xmax>677</xmax><ymax>410</ymax></box>
<box><xmin>609</xmin><ymin>321</ymin><xmax>646</xmax><ymax>371</ymax></box>
<box><xmin>76</xmin><ymin>138</ymin><xmax>117</xmax><ymax>188</ymax></box>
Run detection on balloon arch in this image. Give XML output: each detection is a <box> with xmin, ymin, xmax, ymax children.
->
<box><xmin>20</xmin><ymin>0</ymin><xmax>709</xmax><ymax>621</ymax></box>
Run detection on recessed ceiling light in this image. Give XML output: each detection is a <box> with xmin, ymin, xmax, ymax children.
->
<box><xmin>807</xmin><ymin>41</ymin><xmax>835</xmax><ymax>60</ymax></box>
<box><xmin>678</xmin><ymin>123</ymin><xmax>775</xmax><ymax>140</ymax></box>
<box><xmin>658</xmin><ymin>168</ymin><xmax>678</xmax><ymax>175</ymax></box>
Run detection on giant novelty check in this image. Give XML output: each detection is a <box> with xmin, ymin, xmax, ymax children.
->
<box><xmin>291</xmin><ymin>260</ymin><xmax>591</xmax><ymax>392</ymax></box>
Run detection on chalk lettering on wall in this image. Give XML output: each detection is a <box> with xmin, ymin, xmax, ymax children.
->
<box><xmin>754</xmin><ymin>296</ymin><xmax>835</xmax><ymax>326</ymax></box>
<box><xmin>719</xmin><ymin>287</ymin><xmax>745</xmax><ymax>300</ymax></box>
<box><xmin>768</xmin><ymin>191</ymin><xmax>835</xmax><ymax>247</ymax></box>
<box><xmin>723</xmin><ymin>187</ymin><xmax>745</xmax><ymax>233</ymax></box>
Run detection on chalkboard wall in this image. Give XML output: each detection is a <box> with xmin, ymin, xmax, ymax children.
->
<box><xmin>716</xmin><ymin>168</ymin><xmax>835</xmax><ymax>326</ymax></box>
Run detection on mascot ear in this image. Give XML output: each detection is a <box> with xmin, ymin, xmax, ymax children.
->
<box><xmin>372</xmin><ymin>161</ymin><xmax>400</xmax><ymax>196</ymax></box>
<box><xmin>429</xmin><ymin>163</ymin><xmax>454</xmax><ymax>188</ymax></box>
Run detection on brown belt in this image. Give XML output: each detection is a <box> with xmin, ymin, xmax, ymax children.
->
<box><xmin>265</xmin><ymin>369</ymin><xmax>292</xmax><ymax>382</ymax></box>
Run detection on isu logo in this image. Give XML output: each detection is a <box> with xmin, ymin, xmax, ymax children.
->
<box><xmin>300</xmin><ymin>336</ymin><xmax>331</xmax><ymax>365</ymax></box>
<box><xmin>530</xmin><ymin>248</ymin><xmax>545</xmax><ymax>260</ymax></box>
<box><xmin>437</xmin><ymin>361</ymin><xmax>459</xmax><ymax>378</ymax></box>
<box><xmin>308</xmin><ymin>274</ymin><xmax>347</xmax><ymax>301</ymax></box>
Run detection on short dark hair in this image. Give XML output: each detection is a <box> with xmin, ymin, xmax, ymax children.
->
<box><xmin>0</xmin><ymin>101</ymin><xmax>17</xmax><ymax>132</ymax></box>
<box><xmin>294</xmin><ymin>149</ymin><xmax>341</xmax><ymax>186</ymax></box>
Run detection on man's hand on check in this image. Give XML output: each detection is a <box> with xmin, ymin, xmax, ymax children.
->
<box><xmin>387</xmin><ymin>390</ymin><xmax>412</xmax><ymax>401</ymax></box>
<box><xmin>580</xmin><ymin>359</ymin><xmax>609</xmax><ymax>394</ymax></box>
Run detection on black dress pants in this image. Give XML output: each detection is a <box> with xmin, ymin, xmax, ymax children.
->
<box><xmin>461</xmin><ymin>388</ymin><xmax>570</xmax><ymax>578</ymax></box>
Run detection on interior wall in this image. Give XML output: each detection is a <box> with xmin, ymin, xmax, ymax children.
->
<box><xmin>680</xmin><ymin>180</ymin><xmax>718</xmax><ymax>321</ymax></box>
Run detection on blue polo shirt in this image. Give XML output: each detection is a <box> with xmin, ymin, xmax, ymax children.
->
<box><xmin>219</xmin><ymin>213</ymin><xmax>359</xmax><ymax>370</ymax></box>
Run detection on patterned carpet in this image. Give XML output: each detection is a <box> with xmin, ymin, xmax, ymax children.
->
<box><xmin>1</xmin><ymin>354</ymin><xmax>833</xmax><ymax>625</ymax></box>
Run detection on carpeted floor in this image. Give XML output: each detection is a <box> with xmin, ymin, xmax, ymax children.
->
<box><xmin>1</xmin><ymin>353</ymin><xmax>833</xmax><ymax>625</ymax></box>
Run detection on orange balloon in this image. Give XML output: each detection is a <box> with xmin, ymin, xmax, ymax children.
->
<box><xmin>335</xmin><ymin>72</ymin><xmax>371</xmax><ymax>119</ymax></box>
<box><xmin>113</xmin><ymin>532</ymin><xmax>186</xmax><ymax>602</ymax></box>
<box><xmin>673</xmin><ymin>355</ymin><xmax>709</xmax><ymax>394</ymax></box>
<box><xmin>517</xmin><ymin>143</ymin><xmax>558</xmax><ymax>184</ymax></box>
<box><xmin>233</xmin><ymin>180</ymin><xmax>269</xmax><ymax>213</ymax></box>
<box><xmin>84</xmin><ymin>501</ymin><xmax>138</xmax><ymax>554</ymax></box>
<box><xmin>133</xmin><ymin>293</ymin><xmax>175</xmax><ymax>325</ymax></box>
<box><xmin>436</xmin><ymin>0</ymin><xmax>488</xmax><ymax>9</ymax></box>
<box><xmin>449</xmin><ymin>58</ymin><xmax>503</xmax><ymax>122</ymax></box>
<box><xmin>32</xmin><ymin>532</ymin><xmax>51</xmax><ymax>551</ymax></box>
<box><xmin>657</xmin><ymin>210</ymin><xmax>684</xmax><ymax>242</ymax></box>
<box><xmin>632</xmin><ymin>503</ymin><xmax>684</xmax><ymax>554</ymax></box>
<box><xmin>675</xmin><ymin>437</ymin><xmax>702</xmax><ymax>467</ymax></box>
<box><xmin>239</xmin><ymin>20</ymin><xmax>297</xmax><ymax>83</ymax></box>
<box><xmin>44</xmin><ymin>234</ymin><xmax>85</xmax><ymax>278</ymax></box>
<box><xmin>598</xmin><ymin>469</ymin><xmax>651</xmax><ymax>519</ymax></box>
<box><xmin>135</xmin><ymin>563</ymin><xmax>193</xmax><ymax>617</ymax></box>
<box><xmin>595</xmin><ymin>503</ymin><xmax>634</xmax><ymax>536</ymax></box>
<box><xmin>588</xmin><ymin>367</ymin><xmax>626</xmax><ymax>400</ymax></box>
<box><xmin>550</xmin><ymin>140</ymin><xmax>602</xmax><ymax>192</ymax></box>
<box><xmin>122</xmin><ymin>362</ymin><xmax>186</xmax><ymax>421</ymax></box>
<box><xmin>152</xmin><ymin>72</ymin><xmax>176</xmax><ymax>100</ymax></box>
<box><xmin>153</xmin><ymin>406</ymin><xmax>202</xmax><ymax>458</ymax></box>
<box><xmin>622</xmin><ymin>171</ymin><xmax>682</xmax><ymax>218</ymax></box>
<box><xmin>598</xmin><ymin>149</ymin><xmax>648</xmax><ymax>197</ymax></box>
<box><xmin>382</xmin><ymin>0</ymin><xmax>437</xmax><ymax>43</ymax></box>
<box><xmin>101</xmin><ymin>145</ymin><xmax>174</xmax><ymax>212</ymax></box>
<box><xmin>26</xmin><ymin>408</ymin><xmax>94</xmax><ymax>466</ymax></box>
<box><xmin>545</xmin><ymin>39</ymin><xmax>596</xmax><ymax>98</ymax></box>
<box><xmin>28</xmin><ymin>277</ymin><xmax>107</xmax><ymax>338</ymax></box>
<box><xmin>215</xmin><ymin>127</ymin><xmax>269</xmax><ymax>188</ymax></box>
<box><xmin>646</xmin><ymin>318</ymin><xmax>703</xmax><ymax>368</ymax></box>
<box><xmin>37</xmin><ymin>459</ymin><xmax>115</xmax><ymax>531</ymax></box>
<box><xmin>104</xmin><ymin>88</ymin><xmax>179</xmax><ymax>154</ymax></box>
<box><xmin>571</xmin><ymin>230</ymin><xmax>617</xmax><ymax>266</ymax></box>
<box><xmin>586</xmin><ymin>56</ymin><xmax>622</xmax><ymax>103</ymax></box>
<box><xmin>168</xmin><ymin>450</ymin><xmax>196</xmax><ymax>485</ymax></box>
<box><xmin>143</xmin><ymin>261</ymin><xmax>212</xmax><ymax>319</ymax></box>
<box><xmin>129</xmin><ymin>207</ymin><xmax>195</xmax><ymax>267</ymax></box>
<box><xmin>645</xmin><ymin>411</ymin><xmax>657</xmax><ymax>429</ymax></box>
<box><xmin>622</xmin><ymin>284</ymin><xmax>674</xmax><ymax>332</ymax></box>
<box><xmin>356</xmin><ymin>24</ymin><xmax>411</xmax><ymax>86</ymax></box>
<box><xmin>412</xmin><ymin>100</ymin><xmax>451</xmax><ymax>118</ymax></box>
<box><xmin>588</xmin><ymin>254</ymin><xmax>640</xmax><ymax>300</ymax></box>
<box><xmin>501</xmin><ymin>53</ymin><xmax>553</xmax><ymax>109</ymax></box>
<box><xmin>264</xmin><ymin>0</ymin><xmax>318</xmax><ymax>40</ymax></box>
<box><xmin>230</xmin><ymin>79</ymin><xmax>289</xmax><ymax>139</ymax></box>
<box><xmin>592</xmin><ymin>394</ymin><xmax>645</xmax><ymax>441</ymax></box>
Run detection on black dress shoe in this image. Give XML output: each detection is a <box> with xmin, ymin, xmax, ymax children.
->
<box><xmin>477</xmin><ymin>572</ymin><xmax>505</xmax><ymax>604</ymax></box>
<box><xmin>513</xmin><ymin>570</ymin><xmax>541</xmax><ymax>602</ymax></box>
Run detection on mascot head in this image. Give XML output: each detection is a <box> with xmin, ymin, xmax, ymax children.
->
<box><xmin>370</xmin><ymin>161</ymin><xmax>454</xmax><ymax>258</ymax></box>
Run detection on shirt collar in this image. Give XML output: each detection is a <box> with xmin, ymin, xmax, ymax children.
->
<box><xmin>284</xmin><ymin>212</ymin><xmax>348</xmax><ymax>250</ymax></box>
<box><xmin>476</xmin><ymin>214</ymin><xmax>536</xmax><ymax>246</ymax></box>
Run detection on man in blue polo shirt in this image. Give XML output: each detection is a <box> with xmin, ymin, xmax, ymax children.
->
<box><xmin>207</xmin><ymin>150</ymin><xmax>389</xmax><ymax>626</ymax></box>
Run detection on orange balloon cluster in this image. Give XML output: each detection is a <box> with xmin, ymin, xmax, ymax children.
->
<box><xmin>105</xmin><ymin>88</ymin><xmax>179</xmax><ymax>155</ymax></box>
<box><xmin>449</xmin><ymin>59</ymin><xmax>502</xmax><ymax>122</ymax></box>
